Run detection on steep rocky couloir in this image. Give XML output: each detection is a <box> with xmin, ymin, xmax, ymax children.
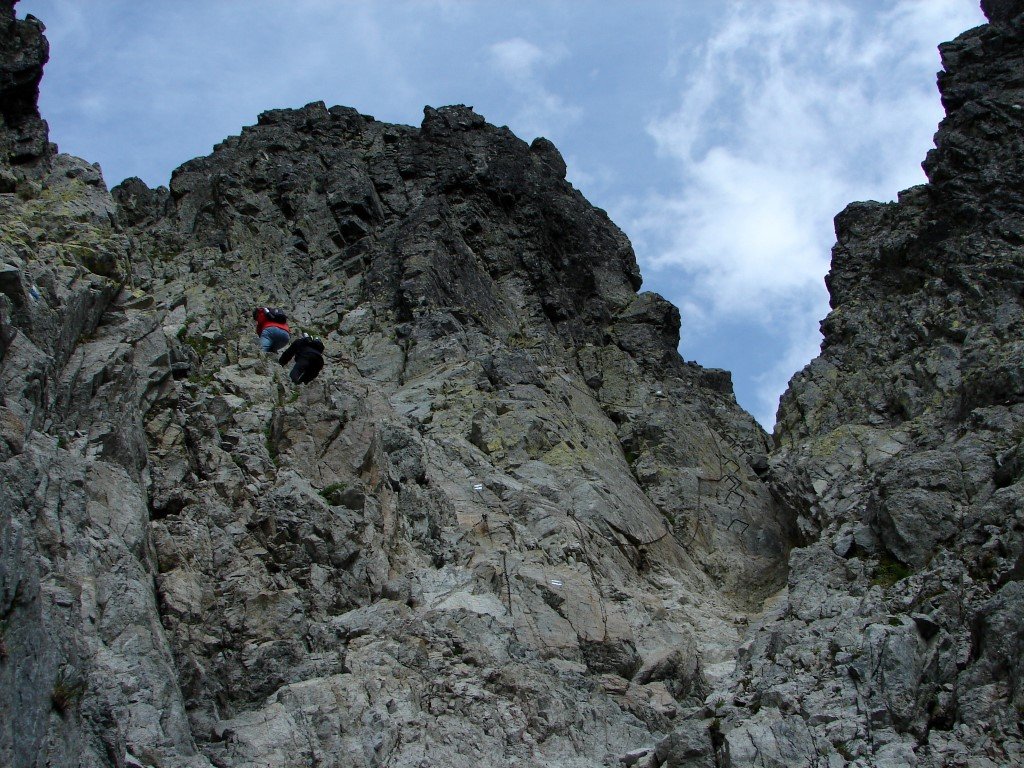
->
<box><xmin>0</xmin><ymin>0</ymin><xmax>794</xmax><ymax>764</ymax></box>
<box><xmin>673</xmin><ymin>2</ymin><xmax>1024</xmax><ymax>766</ymax></box>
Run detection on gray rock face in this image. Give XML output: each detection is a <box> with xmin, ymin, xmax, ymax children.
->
<box><xmin>107</xmin><ymin>99</ymin><xmax>791</xmax><ymax>767</ymax></box>
<box><xmin>0</xmin><ymin>151</ymin><xmax>206</xmax><ymax>765</ymax></box>
<box><xmin>1</xmin><ymin>9</ymin><xmax>793</xmax><ymax>767</ymax></box>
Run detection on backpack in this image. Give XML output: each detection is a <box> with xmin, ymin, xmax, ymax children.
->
<box><xmin>264</xmin><ymin>307</ymin><xmax>287</xmax><ymax>323</ymax></box>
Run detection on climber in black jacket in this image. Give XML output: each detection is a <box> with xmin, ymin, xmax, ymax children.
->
<box><xmin>279</xmin><ymin>333</ymin><xmax>325</xmax><ymax>384</ymax></box>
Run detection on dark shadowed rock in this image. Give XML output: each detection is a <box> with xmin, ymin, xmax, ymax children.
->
<box><xmin>0</xmin><ymin>0</ymin><xmax>51</xmax><ymax>172</ymax></box>
<box><xmin>981</xmin><ymin>0</ymin><xmax>1024</xmax><ymax>24</ymax></box>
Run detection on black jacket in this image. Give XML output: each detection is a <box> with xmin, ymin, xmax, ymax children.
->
<box><xmin>279</xmin><ymin>336</ymin><xmax>325</xmax><ymax>381</ymax></box>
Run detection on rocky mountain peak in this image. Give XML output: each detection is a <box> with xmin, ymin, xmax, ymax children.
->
<box><xmin>3</xmin><ymin>2</ymin><xmax>1024</xmax><ymax>767</ymax></box>
<box><xmin>2</xmin><ymin>10</ymin><xmax>791</xmax><ymax>765</ymax></box>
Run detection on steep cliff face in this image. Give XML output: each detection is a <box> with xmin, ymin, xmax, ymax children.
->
<box><xmin>109</xmin><ymin>99</ymin><xmax>791</xmax><ymax>767</ymax></box>
<box><xmin>0</xmin><ymin>2</ymin><xmax>793</xmax><ymax>765</ymax></box>
<box><xmin>694</xmin><ymin>2</ymin><xmax>1024</xmax><ymax>766</ymax></box>
<box><xmin>0</xmin><ymin>3</ymin><xmax>203</xmax><ymax>766</ymax></box>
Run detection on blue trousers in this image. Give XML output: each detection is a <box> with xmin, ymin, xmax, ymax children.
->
<box><xmin>260</xmin><ymin>327</ymin><xmax>290</xmax><ymax>353</ymax></box>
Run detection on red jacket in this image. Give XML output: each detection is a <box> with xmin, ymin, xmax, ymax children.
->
<box><xmin>254</xmin><ymin>308</ymin><xmax>290</xmax><ymax>335</ymax></box>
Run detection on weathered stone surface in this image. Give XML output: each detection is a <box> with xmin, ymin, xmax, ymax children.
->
<box><xmin>104</xmin><ymin>95</ymin><xmax>792</xmax><ymax>766</ymax></box>
<box><xmin>1</xmin><ymin>8</ymin><xmax>794</xmax><ymax>764</ymax></box>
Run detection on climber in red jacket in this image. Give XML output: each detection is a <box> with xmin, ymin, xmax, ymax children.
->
<box><xmin>253</xmin><ymin>307</ymin><xmax>291</xmax><ymax>353</ymax></box>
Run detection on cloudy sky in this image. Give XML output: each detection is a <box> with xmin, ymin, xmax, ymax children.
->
<box><xmin>19</xmin><ymin>0</ymin><xmax>986</xmax><ymax>427</ymax></box>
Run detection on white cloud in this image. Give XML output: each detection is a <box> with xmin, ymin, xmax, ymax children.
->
<box><xmin>753</xmin><ymin>311</ymin><xmax>828</xmax><ymax>430</ymax></box>
<box><xmin>490</xmin><ymin>38</ymin><xmax>547</xmax><ymax>80</ymax></box>
<box><xmin>487</xmin><ymin>37</ymin><xmax>579</xmax><ymax>140</ymax></box>
<box><xmin>627</xmin><ymin>0</ymin><xmax>984</xmax><ymax>426</ymax></box>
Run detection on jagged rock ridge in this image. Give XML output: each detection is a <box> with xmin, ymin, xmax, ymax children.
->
<box><xmin>109</xmin><ymin>98</ymin><xmax>791</xmax><ymax>766</ymax></box>
<box><xmin>0</xmin><ymin>0</ymin><xmax>48</xmax><ymax>174</ymax></box>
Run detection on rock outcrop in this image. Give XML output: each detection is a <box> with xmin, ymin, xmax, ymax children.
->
<box><xmin>3</xmin><ymin>0</ymin><xmax>1024</xmax><ymax>766</ymax></box>
<box><xmin>108</xmin><ymin>98</ymin><xmax>792</xmax><ymax>766</ymax></box>
<box><xmin>0</xmin><ymin>35</ymin><xmax>202</xmax><ymax>767</ymax></box>
<box><xmin>0</xmin><ymin>0</ymin><xmax>50</xmax><ymax>176</ymax></box>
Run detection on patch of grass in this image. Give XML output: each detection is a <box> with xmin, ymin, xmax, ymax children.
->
<box><xmin>319</xmin><ymin>482</ymin><xmax>348</xmax><ymax>504</ymax></box>
<box><xmin>51</xmin><ymin>666</ymin><xmax>86</xmax><ymax>715</ymax></box>
<box><xmin>872</xmin><ymin>553</ymin><xmax>912</xmax><ymax>588</ymax></box>
<box><xmin>175</xmin><ymin>316</ymin><xmax>204</xmax><ymax>347</ymax></box>
<box><xmin>188</xmin><ymin>370</ymin><xmax>214</xmax><ymax>387</ymax></box>
<box><xmin>264</xmin><ymin>422</ymin><xmax>279</xmax><ymax>466</ymax></box>
<box><xmin>181</xmin><ymin>334</ymin><xmax>213</xmax><ymax>358</ymax></box>
<box><xmin>38</xmin><ymin>183</ymin><xmax>86</xmax><ymax>204</ymax></box>
<box><xmin>836</xmin><ymin>741</ymin><xmax>856</xmax><ymax>761</ymax></box>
